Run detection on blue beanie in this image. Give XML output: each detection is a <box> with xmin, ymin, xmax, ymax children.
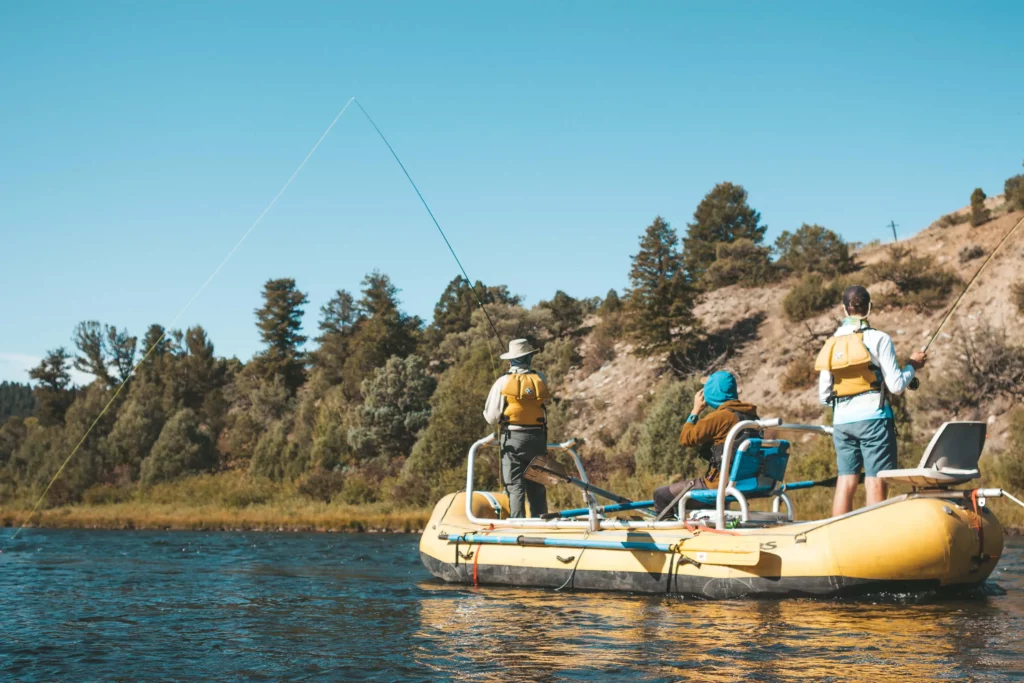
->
<box><xmin>703</xmin><ymin>371</ymin><xmax>738</xmax><ymax>408</ymax></box>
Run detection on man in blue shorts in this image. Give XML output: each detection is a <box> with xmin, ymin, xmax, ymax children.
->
<box><xmin>816</xmin><ymin>285</ymin><xmax>927</xmax><ymax>516</ymax></box>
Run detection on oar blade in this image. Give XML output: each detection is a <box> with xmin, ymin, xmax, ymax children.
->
<box><xmin>676</xmin><ymin>536</ymin><xmax>763</xmax><ymax>567</ymax></box>
<box><xmin>524</xmin><ymin>455</ymin><xmax>569</xmax><ymax>487</ymax></box>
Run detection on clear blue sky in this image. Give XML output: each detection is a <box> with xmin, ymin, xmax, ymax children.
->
<box><xmin>1</xmin><ymin>1</ymin><xmax>1021</xmax><ymax>384</ymax></box>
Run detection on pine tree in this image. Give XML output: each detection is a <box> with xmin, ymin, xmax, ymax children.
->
<box><xmin>599</xmin><ymin>289</ymin><xmax>622</xmax><ymax>316</ymax></box>
<box><xmin>624</xmin><ymin>216</ymin><xmax>701</xmax><ymax>369</ymax></box>
<box><xmin>682</xmin><ymin>182</ymin><xmax>766</xmax><ymax>285</ymax></box>
<box><xmin>0</xmin><ymin>381</ymin><xmax>36</xmax><ymax>421</ymax></box>
<box><xmin>28</xmin><ymin>347</ymin><xmax>74</xmax><ymax>425</ymax></box>
<box><xmin>539</xmin><ymin>290</ymin><xmax>583</xmax><ymax>338</ymax></box>
<box><xmin>72</xmin><ymin>321</ymin><xmax>113</xmax><ymax>385</ymax></box>
<box><xmin>252</xmin><ymin>278</ymin><xmax>309</xmax><ymax>393</ymax></box>
<box><xmin>340</xmin><ymin>272</ymin><xmax>421</xmax><ymax>399</ymax></box>
<box><xmin>427</xmin><ymin>276</ymin><xmax>520</xmax><ymax>345</ymax></box>
<box><xmin>970</xmin><ymin>188</ymin><xmax>990</xmax><ymax>227</ymax></box>
<box><xmin>311</xmin><ymin>289</ymin><xmax>359</xmax><ymax>385</ymax></box>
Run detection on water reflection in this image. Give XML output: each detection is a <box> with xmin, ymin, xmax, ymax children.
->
<box><xmin>1</xmin><ymin>530</ymin><xmax>1021</xmax><ymax>681</ymax></box>
<box><xmin>413</xmin><ymin>574</ymin><xmax>1024</xmax><ymax>682</ymax></box>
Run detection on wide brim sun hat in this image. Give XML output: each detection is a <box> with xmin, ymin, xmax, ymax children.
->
<box><xmin>500</xmin><ymin>338</ymin><xmax>539</xmax><ymax>360</ymax></box>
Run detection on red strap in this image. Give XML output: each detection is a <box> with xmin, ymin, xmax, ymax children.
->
<box><xmin>473</xmin><ymin>542</ymin><xmax>482</xmax><ymax>587</ymax></box>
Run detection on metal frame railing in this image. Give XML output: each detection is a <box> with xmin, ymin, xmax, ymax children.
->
<box><xmin>464</xmin><ymin>419</ymin><xmax>838</xmax><ymax>531</ymax></box>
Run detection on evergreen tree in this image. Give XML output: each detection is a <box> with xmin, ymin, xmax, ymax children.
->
<box><xmin>599</xmin><ymin>289</ymin><xmax>622</xmax><ymax>316</ymax></box>
<box><xmin>28</xmin><ymin>347</ymin><xmax>74</xmax><ymax>426</ymax></box>
<box><xmin>703</xmin><ymin>238</ymin><xmax>776</xmax><ymax>288</ymax></box>
<box><xmin>312</xmin><ymin>289</ymin><xmax>358</xmax><ymax>385</ymax></box>
<box><xmin>340</xmin><ymin>272</ymin><xmax>421</xmax><ymax>399</ymax></box>
<box><xmin>139</xmin><ymin>408</ymin><xmax>216</xmax><ymax>486</ymax></box>
<box><xmin>0</xmin><ymin>381</ymin><xmax>36</xmax><ymax>421</ymax></box>
<box><xmin>539</xmin><ymin>290</ymin><xmax>583</xmax><ymax>338</ymax></box>
<box><xmin>72</xmin><ymin>322</ymin><xmax>137</xmax><ymax>386</ymax></box>
<box><xmin>1005</xmin><ymin>161</ymin><xmax>1024</xmax><ymax>212</ymax></box>
<box><xmin>72</xmin><ymin>321</ymin><xmax>113</xmax><ymax>385</ymax></box>
<box><xmin>402</xmin><ymin>343</ymin><xmax>494</xmax><ymax>502</ymax></box>
<box><xmin>682</xmin><ymin>182</ymin><xmax>766</xmax><ymax>285</ymax></box>
<box><xmin>348</xmin><ymin>354</ymin><xmax>436</xmax><ymax>460</ymax></box>
<box><xmin>252</xmin><ymin>278</ymin><xmax>309</xmax><ymax>393</ymax></box>
<box><xmin>774</xmin><ymin>223</ymin><xmax>857</xmax><ymax>276</ymax></box>
<box><xmin>970</xmin><ymin>188</ymin><xmax>990</xmax><ymax>227</ymax></box>
<box><xmin>624</xmin><ymin>217</ymin><xmax>701</xmax><ymax>369</ymax></box>
<box><xmin>427</xmin><ymin>276</ymin><xmax>520</xmax><ymax>345</ymax></box>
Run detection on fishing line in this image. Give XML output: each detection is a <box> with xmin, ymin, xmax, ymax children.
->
<box><xmin>922</xmin><ymin>213</ymin><xmax>1024</xmax><ymax>352</ymax></box>
<box><xmin>352</xmin><ymin>99</ymin><xmax>508</xmax><ymax>364</ymax></box>
<box><xmin>7</xmin><ymin>97</ymin><xmax>356</xmax><ymax>541</ymax></box>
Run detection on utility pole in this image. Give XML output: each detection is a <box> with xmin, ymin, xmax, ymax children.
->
<box><xmin>888</xmin><ymin>220</ymin><xmax>899</xmax><ymax>242</ymax></box>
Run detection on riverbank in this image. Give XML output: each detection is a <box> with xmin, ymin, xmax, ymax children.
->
<box><xmin>0</xmin><ymin>503</ymin><xmax>431</xmax><ymax>533</ymax></box>
<box><xmin>0</xmin><ymin>471</ymin><xmax>432</xmax><ymax>533</ymax></box>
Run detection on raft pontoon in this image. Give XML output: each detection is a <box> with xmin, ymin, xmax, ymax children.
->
<box><xmin>420</xmin><ymin>419</ymin><xmax>1013</xmax><ymax>598</ymax></box>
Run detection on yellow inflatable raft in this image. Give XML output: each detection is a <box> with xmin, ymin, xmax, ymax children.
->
<box><xmin>420</xmin><ymin>420</ymin><xmax>1007</xmax><ymax>598</ymax></box>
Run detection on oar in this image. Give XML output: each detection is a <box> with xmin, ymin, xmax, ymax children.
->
<box><xmin>524</xmin><ymin>456</ymin><xmax>632</xmax><ymax>504</ymax></box>
<box><xmin>540</xmin><ymin>500</ymin><xmax>655</xmax><ymax>520</ymax></box>
<box><xmin>778</xmin><ymin>472</ymin><xmax>864</xmax><ymax>492</ymax></box>
<box><xmin>440</xmin><ymin>532</ymin><xmax>762</xmax><ymax>567</ymax></box>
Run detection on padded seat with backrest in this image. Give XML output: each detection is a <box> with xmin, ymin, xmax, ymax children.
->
<box><xmin>687</xmin><ymin>438</ymin><xmax>791</xmax><ymax>506</ymax></box>
<box><xmin>877</xmin><ymin>421</ymin><xmax>986</xmax><ymax>487</ymax></box>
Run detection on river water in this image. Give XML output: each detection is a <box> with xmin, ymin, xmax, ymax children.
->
<box><xmin>0</xmin><ymin>529</ymin><xmax>1021</xmax><ymax>682</ymax></box>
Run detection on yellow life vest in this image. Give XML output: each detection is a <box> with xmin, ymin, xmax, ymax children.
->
<box><xmin>501</xmin><ymin>372</ymin><xmax>550</xmax><ymax>426</ymax></box>
<box><xmin>814</xmin><ymin>331</ymin><xmax>881</xmax><ymax>398</ymax></box>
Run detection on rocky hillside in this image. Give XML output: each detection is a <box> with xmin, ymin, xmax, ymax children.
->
<box><xmin>557</xmin><ymin>201</ymin><xmax>1024</xmax><ymax>452</ymax></box>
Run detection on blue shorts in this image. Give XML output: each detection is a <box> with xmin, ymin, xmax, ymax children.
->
<box><xmin>832</xmin><ymin>418</ymin><xmax>898</xmax><ymax>477</ymax></box>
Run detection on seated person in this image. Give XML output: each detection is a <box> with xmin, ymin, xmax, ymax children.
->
<box><xmin>653</xmin><ymin>371</ymin><xmax>760</xmax><ymax>519</ymax></box>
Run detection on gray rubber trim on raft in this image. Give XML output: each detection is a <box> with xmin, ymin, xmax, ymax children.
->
<box><xmin>419</xmin><ymin>551</ymin><xmax>945</xmax><ymax>599</ymax></box>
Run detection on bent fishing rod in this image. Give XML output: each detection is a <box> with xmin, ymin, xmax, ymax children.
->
<box><xmin>908</xmin><ymin>213</ymin><xmax>1024</xmax><ymax>390</ymax></box>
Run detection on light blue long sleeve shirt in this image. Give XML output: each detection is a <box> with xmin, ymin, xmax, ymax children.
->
<box><xmin>818</xmin><ymin>318</ymin><xmax>916</xmax><ymax>425</ymax></box>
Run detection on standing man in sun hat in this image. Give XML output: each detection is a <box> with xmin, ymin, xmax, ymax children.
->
<box><xmin>483</xmin><ymin>339</ymin><xmax>551</xmax><ymax>518</ymax></box>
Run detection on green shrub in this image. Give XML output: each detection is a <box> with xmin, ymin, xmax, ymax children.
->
<box><xmin>533</xmin><ymin>337</ymin><xmax>579</xmax><ymax>386</ymax></box>
<box><xmin>774</xmin><ymin>224</ymin><xmax>857</xmax><ymax>276</ymax></box>
<box><xmin>937</xmin><ymin>212</ymin><xmax>969</xmax><ymax>228</ymax></box>
<box><xmin>702</xmin><ymin>238</ymin><xmax>777</xmax><ymax>289</ymax></box>
<box><xmin>1013</xmin><ymin>281</ymin><xmax>1024</xmax><ymax>316</ymax></box>
<box><xmin>1004</xmin><ymin>172</ymin><xmax>1024</xmax><ymax>212</ymax></box>
<box><xmin>222</xmin><ymin>477</ymin><xmax>276</xmax><ymax>508</ymax></box>
<box><xmin>82</xmin><ymin>484</ymin><xmax>135</xmax><ymax>505</ymax></box>
<box><xmin>919</xmin><ymin>323</ymin><xmax>1024</xmax><ymax>414</ymax></box>
<box><xmin>338</xmin><ymin>470</ymin><xmax>380</xmax><ymax>505</ymax></box>
<box><xmin>297</xmin><ymin>468</ymin><xmax>346</xmax><ymax>502</ymax></box>
<box><xmin>782</xmin><ymin>274</ymin><xmax>842</xmax><ymax>322</ymax></box>
<box><xmin>779</xmin><ymin>359</ymin><xmax>818</xmax><ymax>392</ymax></box>
<box><xmin>970</xmin><ymin>188</ymin><xmax>990</xmax><ymax>227</ymax></box>
<box><xmin>634</xmin><ymin>377</ymin><xmax>705</xmax><ymax>477</ymax></box>
<box><xmin>866</xmin><ymin>245</ymin><xmax>960</xmax><ymax>311</ymax></box>
<box><xmin>140</xmin><ymin>409</ymin><xmax>216</xmax><ymax>486</ymax></box>
<box><xmin>583</xmin><ymin>319</ymin><xmax>618</xmax><ymax>375</ymax></box>
<box><xmin>958</xmin><ymin>244</ymin><xmax>984</xmax><ymax>263</ymax></box>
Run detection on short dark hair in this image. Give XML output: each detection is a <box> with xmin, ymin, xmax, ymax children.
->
<box><xmin>842</xmin><ymin>285</ymin><xmax>871</xmax><ymax>315</ymax></box>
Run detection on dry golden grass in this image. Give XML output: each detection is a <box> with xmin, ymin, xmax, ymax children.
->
<box><xmin>0</xmin><ymin>470</ymin><xmax>431</xmax><ymax>533</ymax></box>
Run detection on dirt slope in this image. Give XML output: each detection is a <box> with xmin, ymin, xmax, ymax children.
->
<box><xmin>557</xmin><ymin>202</ymin><xmax>1024</xmax><ymax>451</ymax></box>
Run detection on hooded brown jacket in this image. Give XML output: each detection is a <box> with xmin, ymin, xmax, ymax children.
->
<box><xmin>679</xmin><ymin>400</ymin><xmax>760</xmax><ymax>484</ymax></box>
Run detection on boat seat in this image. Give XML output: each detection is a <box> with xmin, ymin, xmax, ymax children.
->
<box><xmin>877</xmin><ymin>421</ymin><xmax>986</xmax><ymax>488</ymax></box>
<box><xmin>687</xmin><ymin>438</ymin><xmax>791</xmax><ymax>506</ymax></box>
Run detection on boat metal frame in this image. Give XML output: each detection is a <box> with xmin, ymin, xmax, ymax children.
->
<box><xmin>464</xmin><ymin>419</ymin><xmax>839</xmax><ymax>531</ymax></box>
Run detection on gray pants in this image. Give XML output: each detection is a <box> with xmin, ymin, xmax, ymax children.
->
<box><xmin>501</xmin><ymin>428</ymin><xmax>548</xmax><ymax>518</ymax></box>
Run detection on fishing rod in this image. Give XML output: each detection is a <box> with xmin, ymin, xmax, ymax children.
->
<box><xmin>352</xmin><ymin>99</ymin><xmax>507</xmax><ymax>353</ymax></box>
<box><xmin>908</xmin><ymin>213</ymin><xmax>1024</xmax><ymax>389</ymax></box>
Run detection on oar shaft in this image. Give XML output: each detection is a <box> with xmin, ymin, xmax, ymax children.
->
<box><xmin>443</xmin><ymin>533</ymin><xmax>675</xmax><ymax>554</ymax></box>
<box><xmin>544</xmin><ymin>500</ymin><xmax>655</xmax><ymax>519</ymax></box>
